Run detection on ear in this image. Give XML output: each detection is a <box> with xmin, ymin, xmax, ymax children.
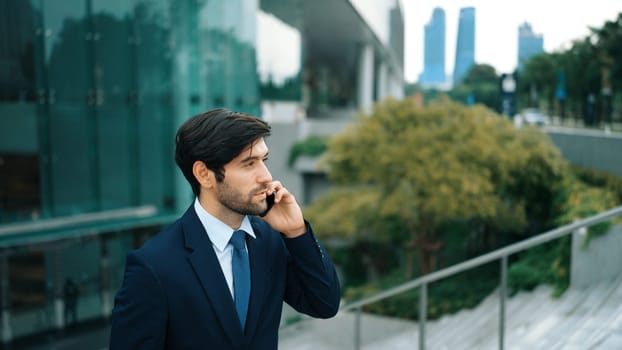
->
<box><xmin>192</xmin><ymin>161</ymin><xmax>214</xmax><ymax>190</ymax></box>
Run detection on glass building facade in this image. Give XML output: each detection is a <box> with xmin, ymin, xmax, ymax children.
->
<box><xmin>1</xmin><ymin>0</ymin><xmax>263</xmax><ymax>224</ymax></box>
<box><xmin>0</xmin><ymin>0</ymin><xmax>263</xmax><ymax>343</ymax></box>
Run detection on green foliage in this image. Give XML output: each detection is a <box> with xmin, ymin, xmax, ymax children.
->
<box><xmin>553</xmin><ymin>174</ymin><xmax>618</xmax><ymax>245</ymax></box>
<box><xmin>307</xmin><ymin>97</ymin><xmax>566</xmax><ymax>250</ymax></box>
<box><xmin>549</xmin><ymin>236</ymin><xmax>572</xmax><ymax>297</ymax></box>
<box><xmin>517</xmin><ymin>12</ymin><xmax>622</xmax><ymax>120</ymax></box>
<box><xmin>326</xmin><ymin>98</ymin><xmax>503</xmax><ymax>220</ymax></box>
<box><xmin>449</xmin><ymin>63</ymin><xmax>500</xmax><ymax>110</ymax></box>
<box><xmin>344</xmin><ymin>264</ymin><xmax>499</xmax><ymax>321</ymax></box>
<box><xmin>302</xmin><ymin>187</ymin><xmax>381</xmax><ymax>239</ymax></box>
<box><xmin>518</xmin><ymin>53</ymin><xmax>559</xmax><ymax>111</ymax></box>
<box><xmin>404</xmin><ymin>82</ymin><xmax>422</xmax><ymax>96</ymax></box>
<box><xmin>508</xmin><ymin>243</ymin><xmax>558</xmax><ymax>294</ymax></box>
<box><xmin>287</xmin><ymin>135</ymin><xmax>329</xmax><ymax>167</ymax></box>
<box><xmin>303</xmin><ymin>96</ymin><xmax>620</xmax><ymax>320</ymax></box>
<box><xmin>571</xmin><ymin>165</ymin><xmax>622</xmax><ymax>203</ymax></box>
<box><xmin>508</xmin><ymin>169</ymin><xmax>620</xmax><ymax>298</ymax></box>
<box><xmin>333</xmin><ymin>240</ymin><xmax>401</xmax><ymax>288</ymax></box>
<box><xmin>507</xmin><ymin>237</ymin><xmax>571</xmax><ymax>298</ymax></box>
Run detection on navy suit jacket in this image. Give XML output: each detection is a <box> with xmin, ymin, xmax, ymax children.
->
<box><xmin>109</xmin><ymin>206</ymin><xmax>340</xmax><ymax>349</ymax></box>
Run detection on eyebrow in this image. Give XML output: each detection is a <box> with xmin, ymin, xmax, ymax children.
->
<box><xmin>240</xmin><ymin>151</ymin><xmax>269</xmax><ymax>164</ymax></box>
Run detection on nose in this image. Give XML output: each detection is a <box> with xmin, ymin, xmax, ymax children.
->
<box><xmin>257</xmin><ymin>161</ymin><xmax>272</xmax><ymax>184</ymax></box>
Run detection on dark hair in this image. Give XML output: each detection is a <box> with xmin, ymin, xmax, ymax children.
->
<box><xmin>175</xmin><ymin>108</ymin><xmax>271</xmax><ymax>196</ymax></box>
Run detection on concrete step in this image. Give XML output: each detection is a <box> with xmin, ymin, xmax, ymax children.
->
<box><xmin>279</xmin><ymin>310</ymin><xmax>417</xmax><ymax>350</ymax></box>
<box><xmin>279</xmin><ymin>276</ymin><xmax>622</xmax><ymax>349</ymax></box>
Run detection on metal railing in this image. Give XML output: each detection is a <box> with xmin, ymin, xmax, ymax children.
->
<box><xmin>339</xmin><ymin>205</ymin><xmax>622</xmax><ymax>349</ymax></box>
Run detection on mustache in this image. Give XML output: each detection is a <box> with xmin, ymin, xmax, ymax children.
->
<box><xmin>252</xmin><ymin>184</ymin><xmax>270</xmax><ymax>194</ymax></box>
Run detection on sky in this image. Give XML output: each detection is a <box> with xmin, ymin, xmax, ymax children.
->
<box><xmin>400</xmin><ymin>0</ymin><xmax>622</xmax><ymax>83</ymax></box>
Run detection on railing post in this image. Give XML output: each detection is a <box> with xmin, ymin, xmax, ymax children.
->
<box><xmin>499</xmin><ymin>255</ymin><xmax>508</xmax><ymax>350</ymax></box>
<box><xmin>419</xmin><ymin>283</ymin><xmax>427</xmax><ymax>350</ymax></box>
<box><xmin>354</xmin><ymin>306</ymin><xmax>361</xmax><ymax>350</ymax></box>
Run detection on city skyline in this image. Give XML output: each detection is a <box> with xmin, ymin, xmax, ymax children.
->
<box><xmin>401</xmin><ymin>0</ymin><xmax>622</xmax><ymax>83</ymax></box>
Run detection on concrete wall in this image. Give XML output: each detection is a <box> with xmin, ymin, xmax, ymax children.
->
<box><xmin>546</xmin><ymin>128</ymin><xmax>622</xmax><ymax>177</ymax></box>
<box><xmin>571</xmin><ymin>224</ymin><xmax>622</xmax><ymax>289</ymax></box>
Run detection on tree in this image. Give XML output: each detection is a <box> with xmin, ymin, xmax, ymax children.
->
<box><xmin>517</xmin><ymin>53</ymin><xmax>557</xmax><ymax>113</ymax></box>
<box><xmin>594</xmin><ymin>13</ymin><xmax>622</xmax><ymax>93</ymax></box>
<box><xmin>517</xmin><ymin>12</ymin><xmax>622</xmax><ymax>123</ymax></box>
<box><xmin>305</xmin><ymin>97</ymin><xmax>566</xmax><ymax>278</ymax></box>
<box><xmin>593</xmin><ymin>13</ymin><xmax>622</xmax><ymax>123</ymax></box>
<box><xmin>561</xmin><ymin>39</ymin><xmax>600</xmax><ymax>121</ymax></box>
<box><xmin>449</xmin><ymin>63</ymin><xmax>499</xmax><ymax>111</ymax></box>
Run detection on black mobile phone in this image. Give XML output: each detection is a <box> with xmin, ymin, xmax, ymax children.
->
<box><xmin>266</xmin><ymin>193</ymin><xmax>275</xmax><ymax>211</ymax></box>
<box><xmin>260</xmin><ymin>193</ymin><xmax>275</xmax><ymax>217</ymax></box>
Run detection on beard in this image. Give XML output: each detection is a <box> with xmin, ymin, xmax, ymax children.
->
<box><xmin>215</xmin><ymin>179</ymin><xmax>269</xmax><ymax>217</ymax></box>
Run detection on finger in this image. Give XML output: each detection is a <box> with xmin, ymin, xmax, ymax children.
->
<box><xmin>274</xmin><ymin>187</ymin><xmax>289</xmax><ymax>203</ymax></box>
<box><xmin>268</xmin><ymin>181</ymin><xmax>282</xmax><ymax>195</ymax></box>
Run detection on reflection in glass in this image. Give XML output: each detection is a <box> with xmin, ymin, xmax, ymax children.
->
<box><xmin>198</xmin><ymin>0</ymin><xmax>260</xmax><ymax>114</ymax></box>
<box><xmin>257</xmin><ymin>10</ymin><xmax>302</xmax><ymax>101</ymax></box>
<box><xmin>0</xmin><ymin>1</ymin><xmax>41</xmax><ymax>222</ymax></box>
<box><xmin>43</xmin><ymin>0</ymin><xmax>97</xmax><ymax>215</ymax></box>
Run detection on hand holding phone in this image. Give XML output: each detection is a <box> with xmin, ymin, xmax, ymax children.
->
<box><xmin>258</xmin><ymin>183</ymin><xmax>305</xmax><ymax>237</ymax></box>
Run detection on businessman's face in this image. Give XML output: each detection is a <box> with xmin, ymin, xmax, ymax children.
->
<box><xmin>215</xmin><ymin>138</ymin><xmax>273</xmax><ymax>216</ymax></box>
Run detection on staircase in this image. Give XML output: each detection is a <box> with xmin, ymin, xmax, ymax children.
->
<box><xmin>278</xmin><ymin>207</ymin><xmax>622</xmax><ymax>349</ymax></box>
<box><xmin>279</xmin><ymin>275</ymin><xmax>622</xmax><ymax>349</ymax></box>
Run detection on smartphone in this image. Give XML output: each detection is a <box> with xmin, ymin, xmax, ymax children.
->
<box><xmin>266</xmin><ymin>193</ymin><xmax>275</xmax><ymax>211</ymax></box>
<box><xmin>260</xmin><ymin>193</ymin><xmax>275</xmax><ymax>217</ymax></box>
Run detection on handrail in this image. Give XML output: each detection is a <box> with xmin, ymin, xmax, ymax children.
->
<box><xmin>338</xmin><ymin>205</ymin><xmax>622</xmax><ymax>349</ymax></box>
<box><xmin>341</xmin><ymin>205</ymin><xmax>622</xmax><ymax>311</ymax></box>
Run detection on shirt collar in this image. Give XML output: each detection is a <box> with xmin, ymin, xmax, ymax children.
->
<box><xmin>193</xmin><ymin>198</ymin><xmax>256</xmax><ymax>252</ymax></box>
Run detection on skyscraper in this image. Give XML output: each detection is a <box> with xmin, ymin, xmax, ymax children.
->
<box><xmin>518</xmin><ymin>22</ymin><xmax>544</xmax><ymax>71</ymax></box>
<box><xmin>453</xmin><ymin>7</ymin><xmax>475</xmax><ymax>85</ymax></box>
<box><xmin>419</xmin><ymin>7</ymin><xmax>446</xmax><ymax>88</ymax></box>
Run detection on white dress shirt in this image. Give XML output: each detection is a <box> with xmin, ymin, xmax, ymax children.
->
<box><xmin>193</xmin><ymin>198</ymin><xmax>256</xmax><ymax>298</ymax></box>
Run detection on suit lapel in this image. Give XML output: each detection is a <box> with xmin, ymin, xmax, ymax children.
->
<box><xmin>244</xmin><ymin>219</ymin><xmax>272</xmax><ymax>340</ymax></box>
<box><xmin>181</xmin><ymin>207</ymin><xmax>245</xmax><ymax>346</ymax></box>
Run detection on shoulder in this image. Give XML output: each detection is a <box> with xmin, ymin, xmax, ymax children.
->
<box><xmin>133</xmin><ymin>218</ymin><xmax>184</xmax><ymax>263</ymax></box>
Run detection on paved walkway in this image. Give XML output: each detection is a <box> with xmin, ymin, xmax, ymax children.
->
<box><xmin>2</xmin><ymin>321</ymin><xmax>110</xmax><ymax>350</ymax></box>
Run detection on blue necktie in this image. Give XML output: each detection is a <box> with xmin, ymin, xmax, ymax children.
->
<box><xmin>230</xmin><ymin>230</ymin><xmax>250</xmax><ymax>330</ymax></box>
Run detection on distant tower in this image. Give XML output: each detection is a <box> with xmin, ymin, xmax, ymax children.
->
<box><xmin>453</xmin><ymin>7</ymin><xmax>475</xmax><ymax>85</ymax></box>
<box><xmin>419</xmin><ymin>7</ymin><xmax>446</xmax><ymax>88</ymax></box>
<box><xmin>518</xmin><ymin>22</ymin><xmax>543</xmax><ymax>71</ymax></box>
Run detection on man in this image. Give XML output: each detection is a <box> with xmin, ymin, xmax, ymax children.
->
<box><xmin>109</xmin><ymin>108</ymin><xmax>340</xmax><ymax>349</ymax></box>
<box><xmin>63</xmin><ymin>278</ymin><xmax>79</xmax><ymax>327</ymax></box>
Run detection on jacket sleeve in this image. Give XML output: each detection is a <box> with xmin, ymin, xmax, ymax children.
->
<box><xmin>282</xmin><ymin>222</ymin><xmax>341</xmax><ymax>318</ymax></box>
<box><xmin>109</xmin><ymin>252</ymin><xmax>167</xmax><ymax>349</ymax></box>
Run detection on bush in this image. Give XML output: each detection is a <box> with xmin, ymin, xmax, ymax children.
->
<box><xmin>287</xmin><ymin>136</ymin><xmax>329</xmax><ymax>167</ymax></box>
<box><xmin>345</xmin><ymin>263</ymin><xmax>499</xmax><ymax>321</ymax></box>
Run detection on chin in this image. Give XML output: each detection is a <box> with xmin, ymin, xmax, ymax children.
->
<box><xmin>257</xmin><ymin>205</ymin><xmax>270</xmax><ymax>217</ymax></box>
